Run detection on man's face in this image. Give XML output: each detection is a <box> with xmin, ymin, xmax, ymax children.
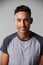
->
<box><xmin>14</xmin><ymin>11</ymin><xmax>32</xmax><ymax>34</ymax></box>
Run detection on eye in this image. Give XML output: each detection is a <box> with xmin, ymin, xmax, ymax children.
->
<box><xmin>24</xmin><ymin>18</ymin><xmax>29</xmax><ymax>22</ymax></box>
<box><xmin>17</xmin><ymin>19</ymin><xmax>21</xmax><ymax>22</ymax></box>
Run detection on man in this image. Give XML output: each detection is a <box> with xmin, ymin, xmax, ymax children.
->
<box><xmin>0</xmin><ymin>5</ymin><xmax>43</xmax><ymax>65</ymax></box>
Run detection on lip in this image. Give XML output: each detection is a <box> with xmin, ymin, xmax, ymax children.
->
<box><xmin>20</xmin><ymin>27</ymin><xmax>26</xmax><ymax>33</ymax></box>
<box><xmin>20</xmin><ymin>27</ymin><xmax>25</xmax><ymax>30</ymax></box>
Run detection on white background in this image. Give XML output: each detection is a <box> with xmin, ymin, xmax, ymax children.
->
<box><xmin>0</xmin><ymin>0</ymin><xmax>43</xmax><ymax>47</ymax></box>
<box><xmin>0</xmin><ymin>0</ymin><xmax>43</xmax><ymax>63</ymax></box>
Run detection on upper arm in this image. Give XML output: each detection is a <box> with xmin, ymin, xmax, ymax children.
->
<box><xmin>1</xmin><ymin>52</ymin><xmax>9</xmax><ymax>65</ymax></box>
<box><xmin>0</xmin><ymin>36</ymin><xmax>10</xmax><ymax>65</ymax></box>
<box><xmin>40</xmin><ymin>38</ymin><xmax>43</xmax><ymax>65</ymax></box>
<box><xmin>40</xmin><ymin>55</ymin><xmax>43</xmax><ymax>65</ymax></box>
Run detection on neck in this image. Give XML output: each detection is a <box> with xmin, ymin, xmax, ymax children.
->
<box><xmin>18</xmin><ymin>31</ymin><xmax>31</xmax><ymax>40</ymax></box>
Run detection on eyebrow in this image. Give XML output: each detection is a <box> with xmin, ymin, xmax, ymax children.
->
<box><xmin>16</xmin><ymin>17</ymin><xmax>30</xmax><ymax>20</ymax></box>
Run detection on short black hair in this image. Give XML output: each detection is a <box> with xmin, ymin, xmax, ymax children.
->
<box><xmin>14</xmin><ymin>5</ymin><xmax>31</xmax><ymax>16</ymax></box>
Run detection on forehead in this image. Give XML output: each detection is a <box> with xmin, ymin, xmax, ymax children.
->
<box><xmin>15</xmin><ymin>11</ymin><xmax>30</xmax><ymax>19</ymax></box>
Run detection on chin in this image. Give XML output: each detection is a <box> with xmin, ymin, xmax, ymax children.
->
<box><xmin>18</xmin><ymin>28</ymin><xmax>29</xmax><ymax>34</ymax></box>
<box><xmin>20</xmin><ymin>30</ymin><xmax>27</xmax><ymax>34</ymax></box>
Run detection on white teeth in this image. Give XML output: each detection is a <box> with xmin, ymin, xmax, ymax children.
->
<box><xmin>20</xmin><ymin>27</ymin><xmax>24</xmax><ymax>29</ymax></box>
<box><xmin>21</xmin><ymin>28</ymin><xmax>25</xmax><ymax>30</ymax></box>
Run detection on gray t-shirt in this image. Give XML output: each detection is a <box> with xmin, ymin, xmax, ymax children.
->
<box><xmin>0</xmin><ymin>31</ymin><xmax>43</xmax><ymax>65</ymax></box>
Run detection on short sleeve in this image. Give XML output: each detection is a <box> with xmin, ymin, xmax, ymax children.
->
<box><xmin>0</xmin><ymin>32</ymin><xmax>17</xmax><ymax>54</ymax></box>
<box><xmin>0</xmin><ymin>37</ymin><xmax>9</xmax><ymax>54</ymax></box>
<box><xmin>40</xmin><ymin>43</ymin><xmax>43</xmax><ymax>56</ymax></box>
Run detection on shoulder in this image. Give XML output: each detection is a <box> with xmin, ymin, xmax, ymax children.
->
<box><xmin>31</xmin><ymin>31</ymin><xmax>43</xmax><ymax>55</ymax></box>
<box><xmin>3</xmin><ymin>32</ymin><xmax>17</xmax><ymax>45</ymax></box>
<box><xmin>0</xmin><ymin>32</ymin><xmax>17</xmax><ymax>54</ymax></box>
<box><xmin>31</xmin><ymin>31</ymin><xmax>43</xmax><ymax>44</ymax></box>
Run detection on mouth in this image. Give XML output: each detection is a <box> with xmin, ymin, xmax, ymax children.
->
<box><xmin>19</xmin><ymin>27</ymin><xmax>26</xmax><ymax>33</ymax></box>
<box><xmin>20</xmin><ymin>27</ymin><xmax>25</xmax><ymax>30</ymax></box>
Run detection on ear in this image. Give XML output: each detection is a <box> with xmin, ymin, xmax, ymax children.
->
<box><xmin>30</xmin><ymin>17</ymin><xmax>33</xmax><ymax>24</ymax></box>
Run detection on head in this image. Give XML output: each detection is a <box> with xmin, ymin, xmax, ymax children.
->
<box><xmin>14</xmin><ymin>5</ymin><xmax>33</xmax><ymax>34</ymax></box>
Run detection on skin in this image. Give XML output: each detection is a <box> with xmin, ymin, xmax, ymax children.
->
<box><xmin>40</xmin><ymin>56</ymin><xmax>43</xmax><ymax>65</ymax></box>
<box><xmin>1</xmin><ymin>52</ymin><xmax>9</xmax><ymax>65</ymax></box>
<box><xmin>1</xmin><ymin>11</ymin><xmax>43</xmax><ymax>65</ymax></box>
<box><xmin>14</xmin><ymin>11</ymin><xmax>32</xmax><ymax>40</ymax></box>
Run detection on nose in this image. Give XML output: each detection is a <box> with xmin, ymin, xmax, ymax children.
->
<box><xmin>21</xmin><ymin>20</ymin><xmax>25</xmax><ymax>26</ymax></box>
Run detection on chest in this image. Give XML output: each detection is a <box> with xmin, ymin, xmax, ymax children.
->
<box><xmin>8</xmin><ymin>37</ymin><xmax>40</xmax><ymax>65</ymax></box>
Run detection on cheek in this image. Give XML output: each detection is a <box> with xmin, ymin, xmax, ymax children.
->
<box><xmin>15</xmin><ymin>22</ymin><xmax>20</xmax><ymax>28</ymax></box>
<box><xmin>25</xmin><ymin>22</ymin><xmax>30</xmax><ymax>27</ymax></box>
